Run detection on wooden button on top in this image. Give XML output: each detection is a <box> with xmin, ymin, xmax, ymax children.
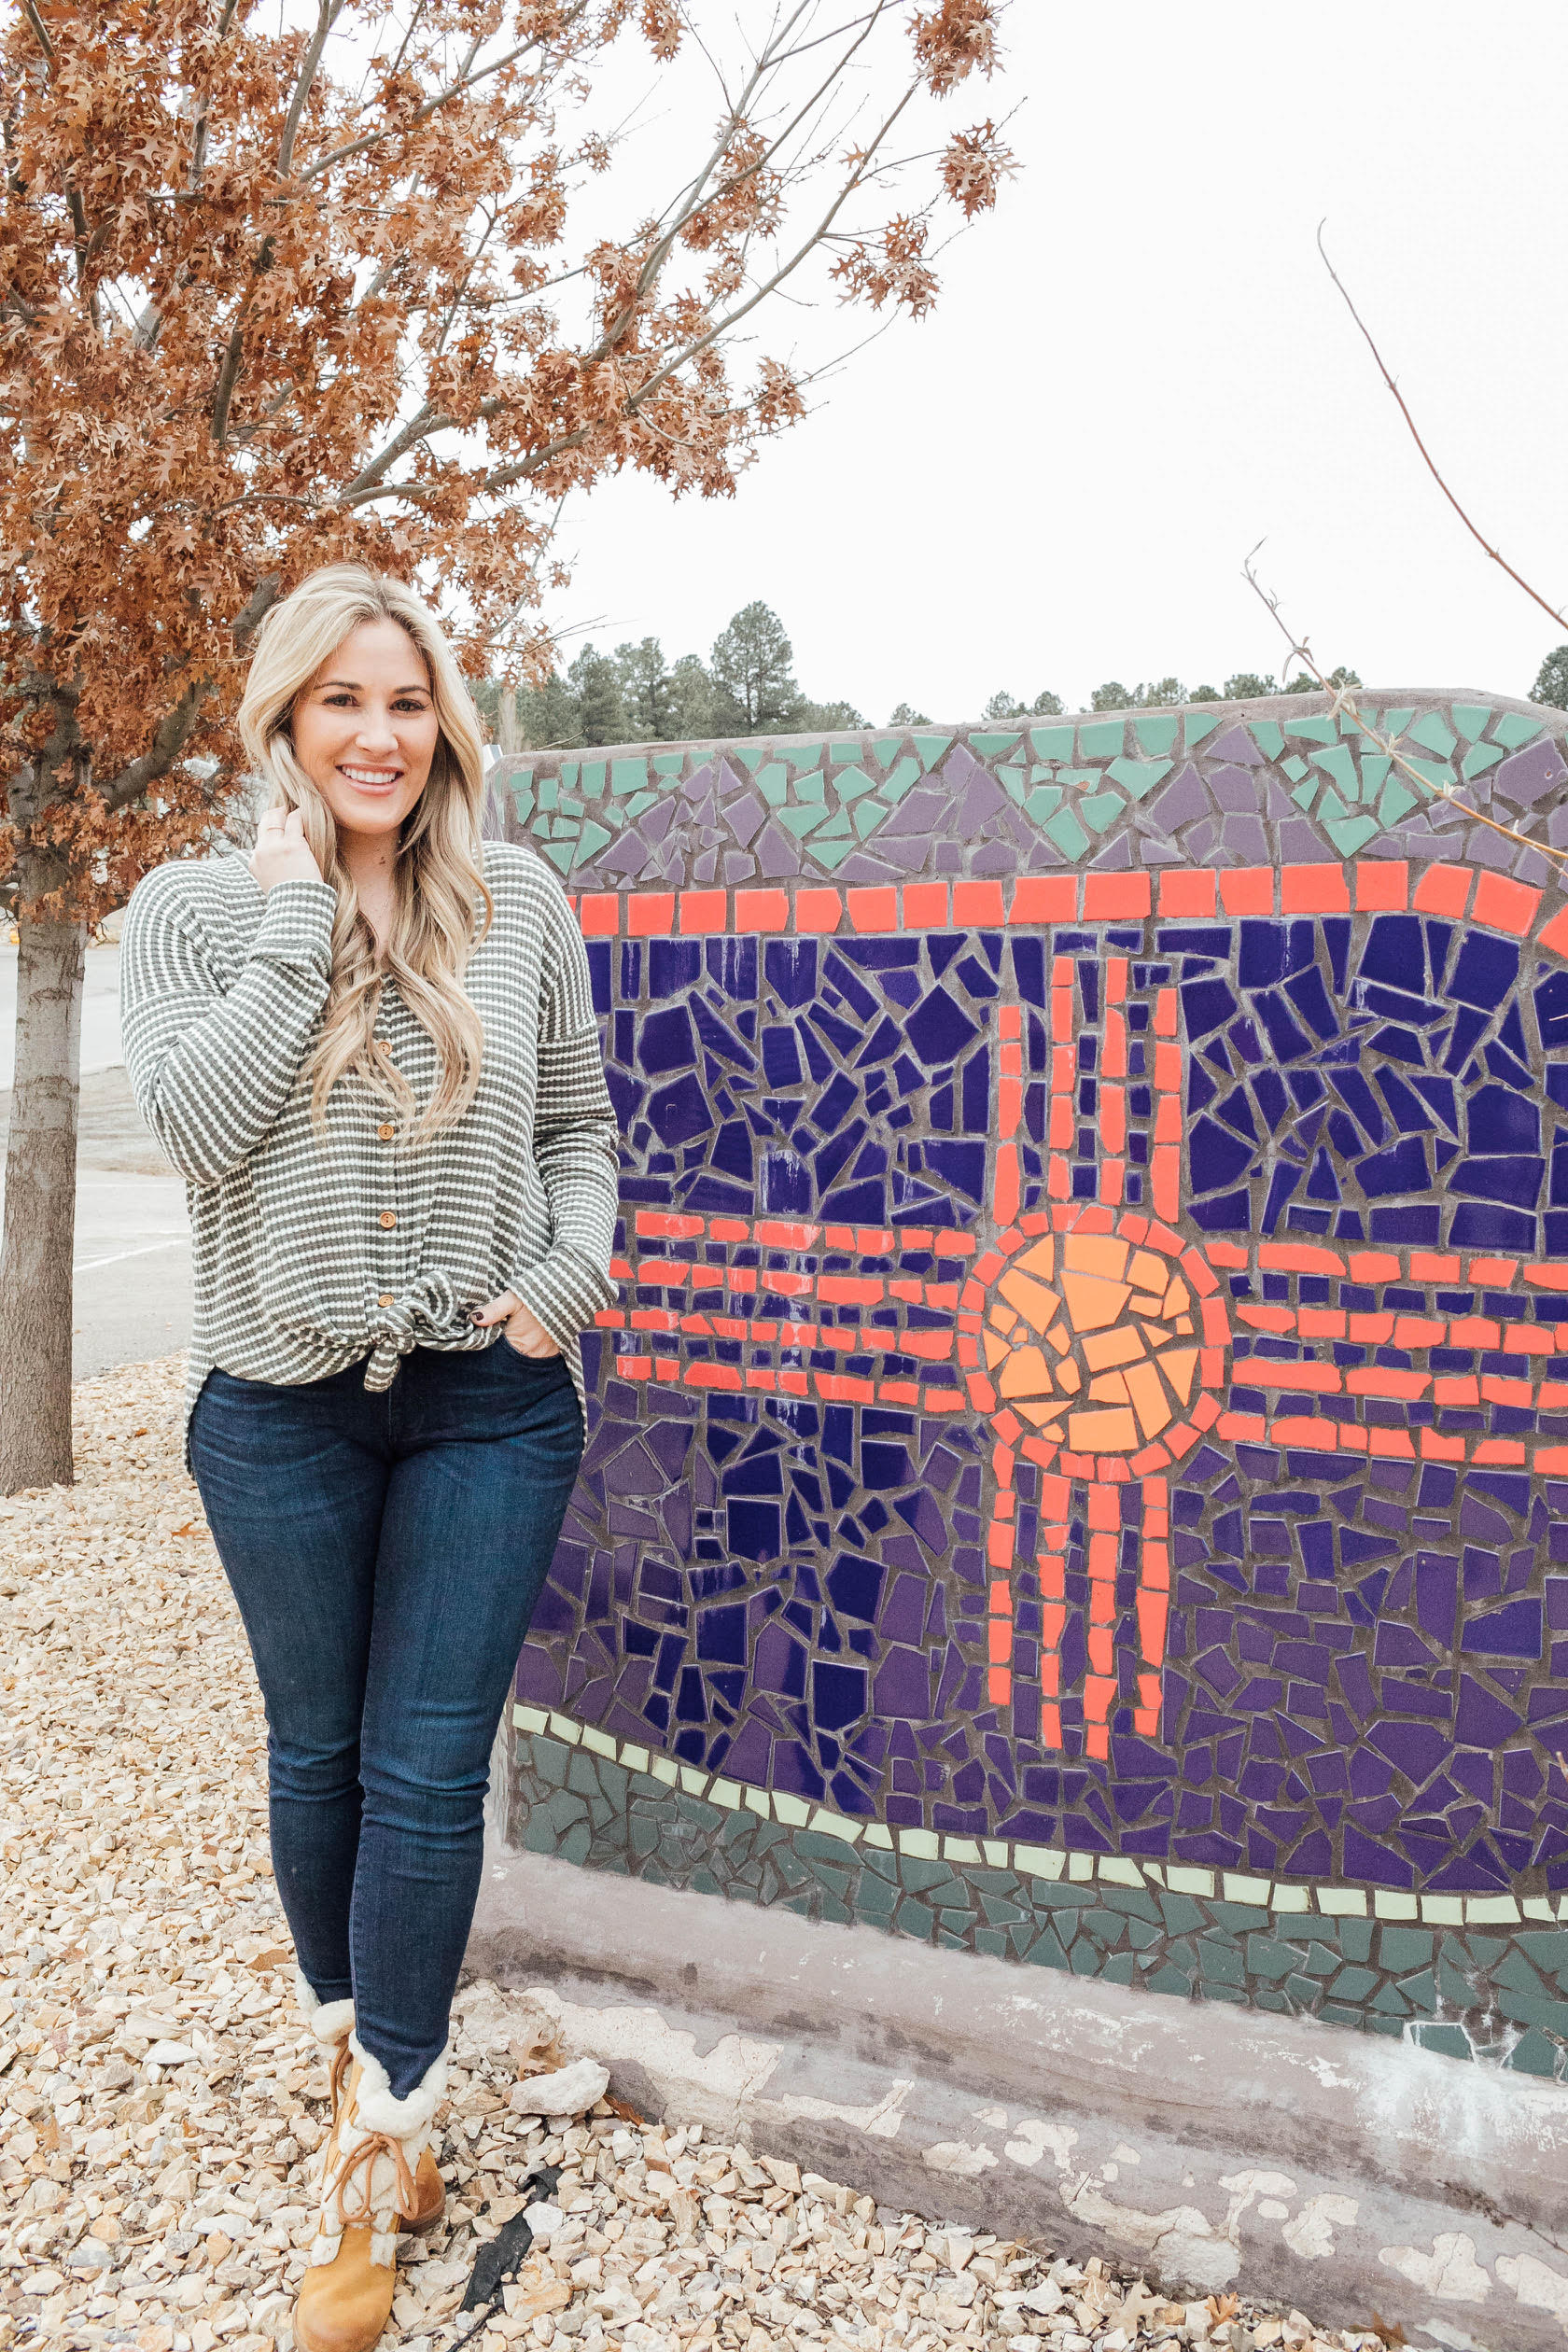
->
<box><xmin>379</xmin><ymin>1210</ymin><xmax>398</xmax><ymax>1229</ymax></box>
<box><xmin>378</xmin><ymin>1292</ymin><xmax>395</xmax><ymax>1308</ymax></box>
<box><xmin>377</xmin><ymin>1123</ymin><xmax>396</xmax><ymax>1141</ymax></box>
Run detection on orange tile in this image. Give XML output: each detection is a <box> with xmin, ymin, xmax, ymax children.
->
<box><xmin>1411</xmin><ymin>861</ymin><xmax>1472</xmax><ymax>917</ymax></box>
<box><xmin>1159</xmin><ymin>869</ymin><xmax>1216</xmax><ymax>917</ymax></box>
<box><xmin>1473</xmin><ymin>869</ymin><xmax>1542</xmax><ymax>938</ymax></box>
<box><xmin>1354</xmin><ymin>860</ymin><xmax>1408</xmax><ymax>910</ymax></box>
<box><xmin>1084</xmin><ymin>872</ymin><xmax>1152</xmax><ymax>920</ymax></box>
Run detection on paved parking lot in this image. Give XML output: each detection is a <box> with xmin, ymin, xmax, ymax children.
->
<box><xmin>0</xmin><ymin>944</ymin><xmax>192</xmax><ymax>1378</ymax></box>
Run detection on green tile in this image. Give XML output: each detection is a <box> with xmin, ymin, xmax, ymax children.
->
<box><xmin>1494</xmin><ymin>712</ymin><xmax>1544</xmax><ymax>748</ymax></box>
<box><xmin>1285</xmin><ymin>1974</ymin><xmax>1323</xmax><ymax>2008</ymax></box>
<box><xmin>1357</xmin><ymin>753</ymin><xmax>1393</xmax><ymax>804</ymax></box>
<box><xmin>510</xmin><ymin>785</ymin><xmax>535</xmax><ymax>821</ymax></box>
<box><xmin>980</xmin><ymin>1893</ymin><xmax>1031</xmax><ymax>1927</ymax></box>
<box><xmin>1378</xmin><ymin>778</ymin><xmax>1419</xmax><ymax>826</ymax></box>
<box><xmin>623</xmin><ymin>792</ymin><xmax>654</xmax><ymax>819</ymax></box>
<box><xmin>896</xmin><ymin>1857</ymin><xmax>953</xmax><ymax>1895</ymax></box>
<box><xmin>1157</xmin><ymin>1894</ymin><xmax>1208</xmax><ymax>1937</ymax></box>
<box><xmin>1099</xmin><ymin>1951</ymin><xmax>1138</xmax><ymax>1987</ymax></box>
<box><xmin>1311</xmin><ymin>744</ymin><xmax>1357</xmax><ymax>793</ymax></box>
<box><xmin>1068</xmin><ymin>1938</ymin><xmax>1102</xmax><ymax>1977</ymax></box>
<box><xmin>1183</xmin><ymin>710</ymin><xmax>1223</xmax><ymax>749</ymax></box>
<box><xmin>1145</xmin><ymin>1963</ymin><xmax>1193</xmax><ymax>1998</ymax></box>
<box><xmin>879</xmin><ymin>755</ymin><xmax>923</xmax><ymax>801</ymax></box>
<box><xmin>1210</xmin><ymin>1902</ymin><xmax>1269</xmax><ymax>1933</ymax></box>
<box><xmin>1379</xmin><ymin>1927</ymin><xmax>1433</xmax><ymax>1972</ymax></box>
<box><xmin>973</xmin><ymin>1927</ymin><xmax>1008</xmax><ymax>1958</ymax></box>
<box><xmin>1410</xmin><ymin>2022</ymin><xmax>1473</xmax><ymax>2061</ymax></box>
<box><xmin>1078</xmin><ymin>791</ymin><xmax>1123</xmax><ymax>834</ymax></box>
<box><xmin>872</xmin><ymin>736</ymin><xmax>903</xmax><ymax>768</ymax></box>
<box><xmin>809</xmin><ymin>833</ymin><xmax>857</xmax><ymax>870</ymax></box>
<box><xmin>1197</xmin><ymin>1938</ymin><xmax>1245</xmax><ymax>1987</ymax></box>
<box><xmin>1244</xmin><ymin>1935</ymin><xmax>1299</xmax><ymax>1983</ymax></box>
<box><xmin>1317</xmin><ymin>2002</ymin><xmax>1365</xmax><ymax>2028</ymax></box>
<box><xmin>1298</xmin><ymin>1942</ymin><xmax>1341</xmax><ymax>1980</ymax></box>
<box><xmin>1492</xmin><ymin>1948</ymin><xmax>1552</xmax><ymax>1999</ymax></box>
<box><xmin>784</xmin><ymin>744</ymin><xmax>823</xmax><ymax>773</ymax></box>
<box><xmin>652</xmin><ymin>752</ymin><xmax>685</xmax><ymax>775</ymax></box>
<box><xmin>540</xmin><ymin>841</ymin><xmax>575</xmax><ymax>875</ymax></box>
<box><xmin>1462</xmin><ymin>740</ymin><xmax>1507</xmax><ymax>780</ymax></box>
<box><xmin>1402</xmin><ymin>756</ymin><xmax>1457</xmax><ymax>796</ymax></box>
<box><xmin>581</xmin><ymin>760</ymin><xmax>606</xmax><ymax>798</ymax></box>
<box><xmin>1370</xmin><ymin>1983</ymin><xmax>1411</xmax><ymax>2016</ymax></box>
<box><xmin>1339</xmin><ymin>1919</ymin><xmax>1375</xmax><ymax>1965</ymax></box>
<box><xmin>1134</xmin><ymin>714</ymin><xmax>1180</xmax><ymax>756</ymax></box>
<box><xmin>835</xmin><ymin>764</ymin><xmax>878</xmax><ymax>803</ymax></box>
<box><xmin>611</xmin><ymin>756</ymin><xmax>647</xmax><ymax>794</ymax></box>
<box><xmin>1282</xmin><ymin>756</ymin><xmax>1310</xmax><ymax>783</ymax></box>
<box><xmin>1463</xmin><ymin>1934</ymin><xmax>1508</xmax><ymax>1967</ymax></box>
<box><xmin>1198</xmin><ymin>1981</ymin><xmax>1249</xmax><ymax>2005</ymax></box>
<box><xmin>830</xmin><ymin>741</ymin><xmax>863</xmax><ymax>766</ymax></box>
<box><xmin>557</xmin><ymin>760</ymin><xmax>580</xmax><ymax>790</ymax></box>
<box><xmin>778</xmin><ymin>804</ymin><xmax>828</xmax><ymax>840</ymax></box>
<box><xmin>1029</xmin><ymin>725</ymin><xmax>1076</xmax><ymax>762</ymax></box>
<box><xmin>1407</xmin><ymin>715</ymin><xmax>1457</xmax><ymax>757</ymax></box>
<box><xmin>539</xmin><ymin>777</ymin><xmax>559</xmax><ymax>812</ymax></box>
<box><xmin>971</xmin><ymin>731</ymin><xmax>1022</xmax><ymax>759</ymax></box>
<box><xmin>735</xmin><ymin>745</ymin><xmax>768</xmax><ymax>772</ymax></box>
<box><xmin>999</xmin><ymin>764</ymin><xmax>1028</xmax><ymax>806</ymax></box>
<box><xmin>852</xmin><ymin>799</ymin><xmax>883</xmax><ymax>838</ymax></box>
<box><xmin>811</xmin><ymin>806</ymin><xmax>851</xmax><ymax>837</ymax></box>
<box><xmin>1077</xmin><ymin>1907</ymin><xmax>1128</xmax><ymax>1949</ymax></box>
<box><xmin>1025</xmin><ymin>1928</ymin><xmax>1071</xmax><ymax>1971</ymax></box>
<box><xmin>1366</xmin><ymin>2013</ymin><xmax>1407</xmax><ymax>2039</ymax></box>
<box><xmin>911</xmin><ymin>733</ymin><xmax>953</xmax><ymax>767</ymax></box>
<box><xmin>1504</xmin><ymin>2028</ymin><xmax>1562</xmax><ymax>2078</ymax></box>
<box><xmin>1079</xmin><ymin>719</ymin><xmax>1126</xmax><ymax>758</ymax></box>
<box><xmin>1044</xmin><ymin>808</ymin><xmax>1090</xmax><ymax>860</ymax></box>
<box><xmin>578</xmin><ymin>819</ymin><xmax>611</xmax><ymax>863</ymax></box>
<box><xmin>1518</xmin><ymin>1930</ymin><xmax>1568</xmax><ymax>1978</ymax></box>
<box><xmin>1099</xmin><ymin>1887</ymin><xmax>1162</xmax><ymax>1921</ymax></box>
<box><xmin>1107</xmin><ymin>755</ymin><xmax>1173</xmax><ymax>801</ymax></box>
<box><xmin>794</xmin><ymin>770</ymin><xmax>825</xmax><ymax>804</ymax></box>
<box><xmin>1127</xmin><ymin>1917</ymin><xmax>1163</xmax><ymax>1952</ymax></box>
<box><xmin>1292</xmin><ymin>779</ymin><xmax>1319</xmax><ymax>811</ymax></box>
<box><xmin>1249</xmin><ymin>720</ymin><xmax>1284</xmax><ymax>758</ymax></box>
<box><xmin>1283</xmin><ymin>714</ymin><xmax>1338</xmax><ymax>744</ymax></box>
<box><xmin>1378</xmin><ymin>708</ymin><xmax>1416</xmax><ymax>738</ymax></box>
<box><xmin>756</xmin><ymin>763</ymin><xmax>790</xmax><ymax>805</ymax></box>
<box><xmin>1329</xmin><ymin>1966</ymin><xmax>1379</xmax><ymax>2003</ymax></box>
<box><xmin>1452</xmin><ymin>705</ymin><xmax>1493</xmax><ymax>742</ymax></box>
<box><xmin>1494</xmin><ymin>1987</ymin><xmax>1568</xmax><ymax>2037</ymax></box>
<box><xmin>1324</xmin><ymin>811</ymin><xmax>1381</xmax><ymax>858</ymax></box>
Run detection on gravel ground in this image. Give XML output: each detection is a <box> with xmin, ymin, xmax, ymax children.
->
<box><xmin>0</xmin><ymin>1356</ymin><xmax>1394</xmax><ymax>2352</ymax></box>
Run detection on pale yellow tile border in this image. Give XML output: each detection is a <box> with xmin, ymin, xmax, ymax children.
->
<box><xmin>513</xmin><ymin>1703</ymin><xmax>1567</xmax><ymax>1929</ymax></box>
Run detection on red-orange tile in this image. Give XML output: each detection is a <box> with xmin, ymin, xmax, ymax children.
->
<box><xmin>1158</xmin><ymin>869</ymin><xmax>1216</xmax><ymax>917</ymax></box>
<box><xmin>1008</xmin><ymin>875</ymin><xmax>1076</xmax><ymax>924</ymax></box>
<box><xmin>847</xmin><ymin>886</ymin><xmax>897</xmax><ymax>933</ymax></box>
<box><xmin>735</xmin><ymin>889</ymin><xmax>789</xmax><ymax>931</ymax></box>
<box><xmin>1473</xmin><ymin>869</ymin><xmax>1542</xmax><ymax>937</ymax></box>
<box><xmin>1411</xmin><ymin>861</ymin><xmax>1472</xmax><ymax>916</ymax></box>
<box><xmin>679</xmin><ymin>889</ymin><xmax>727</xmax><ymax>933</ymax></box>
<box><xmin>1354</xmin><ymin>860</ymin><xmax>1408</xmax><ymax>910</ymax></box>
<box><xmin>1281</xmin><ymin>863</ymin><xmax>1351</xmax><ymax>913</ymax></box>
<box><xmin>1084</xmin><ymin>871</ymin><xmax>1152</xmax><ymax>920</ymax></box>
<box><xmin>628</xmin><ymin>891</ymin><xmax>676</xmax><ymax>936</ymax></box>
<box><xmin>795</xmin><ymin>889</ymin><xmax>843</xmax><ymax>933</ymax></box>
<box><xmin>954</xmin><ymin>878</ymin><xmax>1006</xmax><ymax>925</ymax></box>
<box><xmin>903</xmin><ymin>881</ymin><xmax>950</xmax><ymax>927</ymax></box>
<box><xmin>579</xmin><ymin>892</ymin><xmax>621</xmax><ymax>935</ymax></box>
<box><xmin>1218</xmin><ymin>868</ymin><xmax>1273</xmax><ymax>915</ymax></box>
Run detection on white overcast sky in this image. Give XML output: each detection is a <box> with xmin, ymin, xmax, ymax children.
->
<box><xmin>539</xmin><ymin>0</ymin><xmax>1568</xmax><ymax>726</ymax></box>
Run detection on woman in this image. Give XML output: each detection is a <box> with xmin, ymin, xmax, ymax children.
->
<box><xmin>119</xmin><ymin>565</ymin><xmax>619</xmax><ymax>2352</ymax></box>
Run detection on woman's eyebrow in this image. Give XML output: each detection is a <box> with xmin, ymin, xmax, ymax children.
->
<box><xmin>315</xmin><ymin>676</ymin><xmax>430</xmax><ymax>694</ymax></box>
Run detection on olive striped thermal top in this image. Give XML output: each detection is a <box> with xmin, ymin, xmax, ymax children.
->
<box><xmin>119</xmin><ymin>841</ymin><xmax>620</xmax><ymax>1474</ymax></box>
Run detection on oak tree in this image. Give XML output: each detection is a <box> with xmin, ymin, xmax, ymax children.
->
<box><xmin>0</xmin><ymin>0</ymin><xmax>1012</xmax><ymax>1488</ymax></box>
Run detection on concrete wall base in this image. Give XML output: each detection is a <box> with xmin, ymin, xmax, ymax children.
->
<box><xmin>467</xmin><ymin>1838</ymin><xmax>1568</xmax><ymax>2352</ymax></box>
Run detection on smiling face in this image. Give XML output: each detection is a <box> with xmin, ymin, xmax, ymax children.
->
<box><xmin>289</xmin><ymin>617</ymin><xmax>441</xmax><ymax>842</ymax></box>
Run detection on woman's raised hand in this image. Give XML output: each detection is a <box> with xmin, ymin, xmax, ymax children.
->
<box><xmin>249</xmin><ymin>805</ymin><xmax>325</xmax><ymax>895</ymax></box>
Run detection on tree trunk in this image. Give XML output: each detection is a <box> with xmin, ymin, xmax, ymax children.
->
<box><xmin>0</xmin><ymin>906</ymin><xmax>85</xmax><ymax>1493</ymax></box>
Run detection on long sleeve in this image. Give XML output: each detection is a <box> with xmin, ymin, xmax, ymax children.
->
<box><xmin>507</xmin><ymin>890</ymin><xmax>621</xmax><ymax>1348</ymax></box>
<box><xmin>119</xmin><ymin>869</ymin><xmax>339</xmax><ymax>1188</ymax></box>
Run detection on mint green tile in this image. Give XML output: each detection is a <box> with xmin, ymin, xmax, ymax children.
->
<box><xmin>1402</xmin><ymin>756</ymin><xmax>1458</xmax><ymax>796</ymax></box>
<box><xmin>1335</xmin><ymin>808</ymin><xmax>1382</xmax><ymax>856</ymax></box>
<box><xmin>1495</xmin><ymin>712</ymin><xmax>1544</xmax><ymax>748</ymax></box>
<box><xmin>580</xmin><ymin>760</ymin><xmax>606</xmax><ymax>798</ymax></box>
<box><xmin>1078</xmin><ymin>791</ymin><xmax>1122</xmax><ymax>833</ymax></box>
<box><xmin>830</xmin><ymin>741</ymin><xmax>864</xmax><ymax>766</ymax></box>
<box><xmin>879</xmin><ymin>756</ymin><xmax>923</xmax><ymax>802</ymax></box>
<box><xmin>1329</xmin><ymin>1965</ymin><xmax>1379</xmax><ymax>2002</ymax></box>
<box><xmin>1378</xmin><ymin>777</ymin><xmax>1419</xmax><ymax>826</ymax></box>
<box><xmin>1107</xmin><ymin>755</ymin><xmax>1172</xmax><ymax>801</ymax></box>
<box><xmin>852</xmin><ymin>799</ymin><xmax>883</xmax><ymax>838</ymax></box>
<box><xmin>577</xmin><ymin>819</ymin><xmax>611</xmax><ymax>863</ymax></box>
<box><xmin>911</xmin><ymin>733</ymin><xmax>952</xmax><ymax>768</ymax></box>
<box><xmin>1317</xmin><ymin>787</ymin><xmax>1351</xmax><ymax>825</ymax></box>
<box><xmin>1079</xmin><ymin>719</ymin><xmax>1125</xmax><ymax>758</ymax></box>
<box><xmin>1504</xmin><ymin>2028</ymin><xmax>1561</xmax><ymax>2078</ymax></box>
<box><xmin>1292</xmin><ymin>779</ymin><xmax>1319</xmax><ymax>810</ymax></box>
<box><xmin>1283</xmin><ymin>714</ymin><xmax>1338</xmax><ymax>744</ymax></box>
<box><xmin>1029</xmin><ymin>725</ymin><xmax>1076</xmax><ymax>761</ymax></box>
<box><xmin>809</xmin><ymin>834</ymin><xmax>857</xmax><ymax>871</ymax></box>
<box><xmin>1452</xmin><ymin>704</ymin><xmax>1493</xmax><ymax>743</ymax></box>
<box><xmin>557</xmin><ymin>760</ymin><xmax>580</xmax><ymax>791</ymax></box>
<box><xmin>1249</xmin><ymin>720</ymin><xmax>1284</xmax><ymax>759</ymax></box>
<box><xmin>511</xmin><ymin>784</ymin><xmax>535</xmax><ymax>820</ymax></box>
<box><xmin>835</xmin><ymin>764</ymin><xmax>877</xmax><ymax>802</ymax></box>
<box><xmin>1377</xmin><ymin>707</ymin><xmax>1416</xmax><ymax>738</ymax></box>
<box><xmin>611</xmin><ymin>756</ymin><xmax>646</xmax><ymax>794</ymax></box>
<box><xmin>1026</xmin><ymin>785</ymin><xmax>1064</xmax><ymax>822</ymax></box>
<box><xmin>623</xmin><ymin>791</ymin><xmax>654</xmax><ymax>819</ymax></box>
<box><xmin>1146</xmin><ymin>1963</ymin><xmax>1194</xmax><ymax>1998</ymax></box>
<box><xmin>779</xmin><ymin>804</ymin><xmax>828</xmax><ymax>839</ymax></box>
<box><xmin>1408</xmin><ymin>714</ymin><xmax>1457</xmax><ymax>757</ymax></box>
<box><xmin>1311</xmin><ymin>745</ymin><xmax>1357</xmax><ymax>794</ymax></box>
<box><xmin>1183</xmin><ymin>710</ymin><xmax>1223</xmax><ymax>749</ymax></box>
<box><xmin>1211</xmin><ymin>1904</ymin><xmax>1270</xmax><ymax>1933</ymax></box>
<box><xmin>1379</xmin><ymin>1927</ymin><xmax>1433</xmax><ymax>1971</ymax></box>
<box><xmin>784</xmin><ymin>744</ymin><xmax>823</xmax><ymax>773</ymax></box>
<box><xmin>999</xmin><ymin>764</ymin><xmax>1028</xmax><ymax>805</ymax></box>
<box><xmin>1357</xmin><ymin>753</ymin><xmax>1393</xmax><ymax>804</ymax></box>
<box><xmin>813</xmin><ymin>805</ymin><xmax>851</xmax><ymax>837</ymax></box>
<box><xmin>1518</xmin><ymin>1929</ymin><xmax>1568</xmax><ymax>1977</ymax></box>
<box><xmin>735</xmin><ymin>744</ymin><xmax>767</xmax><ymax>772</ymax></box>
<box><xmin>541</xmin><ymin>839</ymin><xmax>575</xmax><ymax>874</ymax></box>
<box><xmin>971</xmin><ymin>730</ymin><xmax>1021</xmax><ymax>759</ymax></box>
<box><xmin>872</xmin><ymin>736</ymin><xmax>903</xmax><ymax>768</ymax></box>
<box><xmin>652</xmin><ymin>752</ymin><xmax>684</xmax><ymax>775</ymax></box>
<box><xmin>1370</xmin><ymin>1983</ymin><xmax>1411</xmax><ymax>2016</ymax></box>
<box><xmin>1045</xmin><ymin>807</ymin><xmax>1090</xmax><ymax>860</ymax></box>
<box><xmin>757</xmin><ymin>765</ymin><xmax>790</xmax><ymax>806</ymax></box>
<box><xmin>1462</xmin><ymin>740</ymin><xmax>1507</xmax><ymax>780</ymax></box>
<box><xmin>1282</xmin><ymin>756</ymin><xmax>1309</xmax><ymax>782</ymax></box>
<box><xmin>538</xmin><ymin>778</ymin><xmax>559</xmax><ymax>812</ymax></box>
<box><xmin>549</xmin><ymin>814</ymin><xmax>579</xmax><ymax>837</ymax></box>
<box><xmin>795</xmin><ymin>770</ymin><xmax>825</xmax><ymax>803</ymax></box>
<box><xmin>1134</xmin><ymin>714</ymin><xmax>1180</xmax><ymax>755</ymax></box>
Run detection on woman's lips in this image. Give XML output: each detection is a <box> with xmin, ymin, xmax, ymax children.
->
<box><xmin>338</xmin><ymin>765</ymin><xmax>402</xmax><ymax>793</ymax></box>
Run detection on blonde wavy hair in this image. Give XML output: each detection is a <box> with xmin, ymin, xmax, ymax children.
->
<box><xmin>238</xmin><ymin>565</ymin><xmax>495</xmax><ymax>1149</ymax></box>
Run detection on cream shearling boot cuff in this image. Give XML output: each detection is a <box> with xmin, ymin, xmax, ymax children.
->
<box><xmin>296</xmin><ymin>1968</ymin><xmax>356</xmax><ymax>2049</ymax></box>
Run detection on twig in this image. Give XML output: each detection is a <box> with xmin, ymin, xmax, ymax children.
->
<box><xmin>1241</xmin><ymin>542</ymin><xmax>1568</xmax><ymax>880</ymax></box>
<box><xmin>1318</xmin><ymin>221</ymin><xmax>1568</xmax><ymax>635</ymax></box>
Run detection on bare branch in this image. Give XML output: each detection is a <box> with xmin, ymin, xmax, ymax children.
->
<box><xmin>97</xmin><ymin>678</ymin><xmax>211</xmax><ymax>815</ymax></box>
<box><xmin>189</xmin><ymin>0</ymin><xmax>244</xmax><ymax>194</ymax></box>
<box><xmin>279</xmin><ymin>0</ymin><xmax>351</xmax><ymax>179</ymax></box>
<box><xmin>1319</xmin><ymin>222</ymin><xmax>1568</xmax><ymax>635</ymax></box>
<box><xmin>20</xmin><ymin>0</ymin><xmax>53</xmax><ymax>67</ymax></box>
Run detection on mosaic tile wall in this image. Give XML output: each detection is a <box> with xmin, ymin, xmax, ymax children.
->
<box><xmin>482</xmin><ymin>695</ymin><xmax>1568</xmax><ymax>2071</ymax></box>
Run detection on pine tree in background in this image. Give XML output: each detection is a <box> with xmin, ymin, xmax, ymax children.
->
<box><xmin>615</xmin><ymin>638</ymin><xmax>678</xmax><ymax>742</ymax></box>
<box><xmin>1531</xmin><ymin>649</ymin><xmax>1568</xmax><ymax>708</ymax></box>
<box><xmin>710</xmin><ymin>602</ymin><xmax>805</xmax><ymax>732</ymax></box>
<box><xmin>668</xmin><ymin>654</ymin><xmax>718</xmax><ymax>740</ymax></box>
<box><xmin>569</xmin><ymin>647</ymin><xmax>630</xmax><ymax>747</ymax></box>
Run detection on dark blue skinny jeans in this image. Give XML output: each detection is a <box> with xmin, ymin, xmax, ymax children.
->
<box><xmin>189</xmin><ymin>1338</ymin><xmax>582</xmax><ymax>2096</ymax></box>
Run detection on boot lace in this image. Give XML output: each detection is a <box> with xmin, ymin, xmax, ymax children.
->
<box><xmin>322</xmin><ymin>2123</ymin><xmax>421</xmax><ymax>2232</ymax></box>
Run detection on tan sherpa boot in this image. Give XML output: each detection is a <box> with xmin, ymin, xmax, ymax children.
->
<box><xmin>297</xmin><ymin>1973</ymin><xmax>444</xmax><ymax>2233</ymax></box>
<box><xmin>293</xmin><ymin>2033</ymin><xmax>447</xmax><ymax>2352</ymax></box>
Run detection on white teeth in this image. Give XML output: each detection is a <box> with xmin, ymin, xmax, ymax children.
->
<box><xmin>341</xmin><ymin>767</ymin><xmax>399</xmax><ymax>784</ymax></box>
